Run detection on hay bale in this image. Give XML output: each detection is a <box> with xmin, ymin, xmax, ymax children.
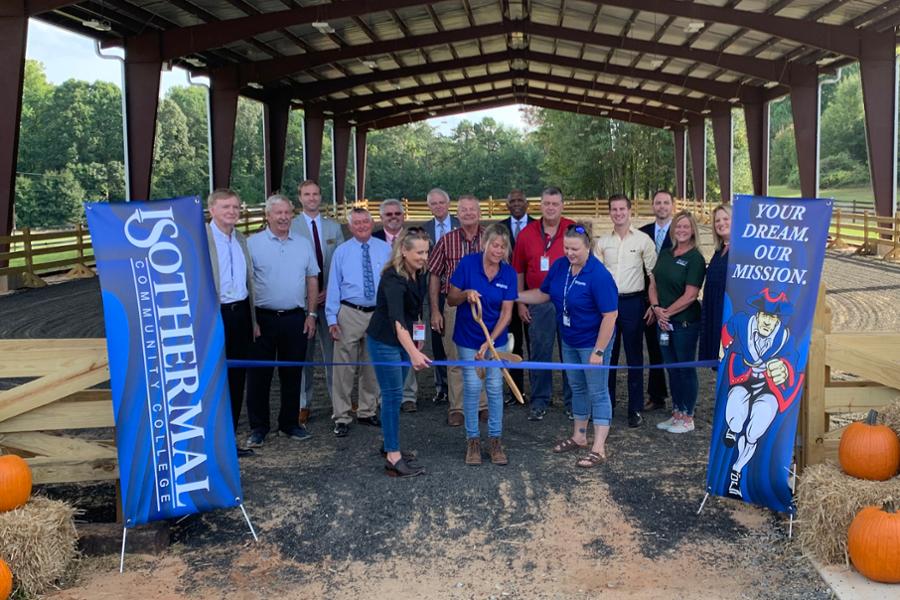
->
<box><xmin>879</xmin><ymin>397</ymin><xmax>900</xmax><ymax>433</ymax></box>
<box><xmin>796</xmin><ymin>462</ymin><xmax>900</xmax><ymax>565</ymax></box>
<box><xmin>0</xmin><ymin>496</ymin><xmax>79</xmax><ymax>597</ymax></box>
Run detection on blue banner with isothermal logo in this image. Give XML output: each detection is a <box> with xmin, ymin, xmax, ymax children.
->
<box><xmin>705</xmin><ymin>195</ymin><xmax>832</xmax><ymax>513</ymax></box>
<box><xmin>86</xmin><ymin>197</ymin><xmax>242</xmax><ymax>527</ymax></box>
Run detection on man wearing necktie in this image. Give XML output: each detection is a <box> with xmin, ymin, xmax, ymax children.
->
<box><xmin>499</xmin><ymin>189</ymin><xmax>534</xmax><ymax>405</ymax></box>
<box><xmin>326</xmin><ymin>209</ymin><xmax>392</xmax><ymax>437</ymax></box>
<box><xmin>291</xmin><ymin>180</ymin><xmax>347</xmax><ymax>424</ymax></box>
<box><xmin>638</xmin><ymin>190</ymin><xmax>674</xmax><ymax>412</ymax></box>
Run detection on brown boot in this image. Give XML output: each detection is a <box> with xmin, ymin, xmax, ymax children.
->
<box><xmin>489</xmin><ymin>437</ymin><xmax>508</xmax><ymax>465</ymax></box>
<box><xmin>465</xmin><ymin>438</ymin><xmax>482</xmax><ymax>465</ymax></box>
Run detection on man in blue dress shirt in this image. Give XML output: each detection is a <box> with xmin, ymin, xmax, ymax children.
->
<box><xmin>245</xmin><ymin>194</ymin><xmax>319</xmax><ymax>448</ymax></box>
<box><xmin>326</xmin><ymin>208</ymin><xmax>392</xmax><ymax>437</ymax></box>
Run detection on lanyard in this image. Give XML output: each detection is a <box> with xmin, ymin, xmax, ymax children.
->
<box><xmin>562</xmin><ymin>264</ymin><xmax>581</xmax><ymax>316</ymax></box>
<box><xmin>540</xmin><ymin>219</ymin><xmax>560</xmax><ymax>255</ymax></box>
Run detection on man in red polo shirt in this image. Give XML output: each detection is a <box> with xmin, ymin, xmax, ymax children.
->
<box><xmin>512</xmin><ymin>187</ymin><xmax>575</xmax><ymax>421</ymax></box>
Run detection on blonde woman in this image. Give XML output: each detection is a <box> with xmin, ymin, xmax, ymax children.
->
<box><xmin>699</xmin><ymin>204</ymin><xmax>732</xmax><ymax>363</ymax></box>
<box><xmin>646</xmin><ymin>211</ymin><xmax>707</xmax><ymax>434</ymax></box>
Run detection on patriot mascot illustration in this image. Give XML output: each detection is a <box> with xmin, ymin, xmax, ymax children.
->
<box><xmin>719</xmin><ymin>288</ymin><xmax>803</xmax><ymax>499</ymax></box>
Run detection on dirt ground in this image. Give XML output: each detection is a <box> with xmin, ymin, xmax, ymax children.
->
<box><xmin>3</xmin><ymin>224</ymin><xmax>898</xmax><ymax>599</ymax></box>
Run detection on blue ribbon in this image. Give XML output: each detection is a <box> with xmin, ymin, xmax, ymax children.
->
<box><xmin>227</xmin><ymin>358</ymin><xmax>719</xmax><ymax>370</ymax></box>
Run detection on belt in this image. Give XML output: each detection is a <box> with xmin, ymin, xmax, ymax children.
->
<box><xmin>670</xmin><ymin>319</ymin><xmax>697</xmax><ymax>328</ymax></box>
<box><xmin>256</xmin><ymin>306</ymin><xmax>303</xmax><ymax>316</ymax></box>
<box><xmin>618</xmin><ymin>291</ymin><xmax>644</xmax><ymax>299</ymax></box>
<box><xmin>341</xmin><ymin>300</ymin><xmax>376</xmax><ymax>313</ymax></box>
<box><xmin>220</xmin><ymin>299</ymin><xmax>249</xmax><ymax>311</ymax></box>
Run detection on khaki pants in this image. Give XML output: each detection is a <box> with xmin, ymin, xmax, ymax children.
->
<box><xmin>443</xmin><ymin>304</ymin><xmax>486</xmax><ymax>413</ymax></box>
<box><xmin>331</xmin><ymin>306</ymin><xmax>379</xmax><ymax>423</ymax></box>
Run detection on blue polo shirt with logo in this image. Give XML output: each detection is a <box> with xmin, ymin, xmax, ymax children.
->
<box><xmin>449</xmin><ymin>252</ymin><xmax>519</xmax><ymax>350</ymax></box>
<box><xmin>540</xmin><ymin>254</ymin><xmax>618</xmax><ymax>348</ymax></box>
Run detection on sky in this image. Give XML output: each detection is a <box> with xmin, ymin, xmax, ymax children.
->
<box><xmin>26</xmin><ymin>19</ymin><xmax>530</xmax><ymax>134</ymax></box>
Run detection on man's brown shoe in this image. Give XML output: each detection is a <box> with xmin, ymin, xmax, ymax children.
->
<box><xmin>447</xmin><ymin>411</ymin><xmax>464</xmax><ymax>427</ymax></box>
<box><xmin>489</xmin><ymin>437</ymin><xmax>508</xmax><ymax>465</ymax></box>
<box><xmin>465</xmin><ymin>438</ymin><xmax>482</xmax><ymax>465</ymax></box>
<box><xmin>298</xmin><ymin>408</ymin><xmax>310</xmax><ymax>425</ymax></box>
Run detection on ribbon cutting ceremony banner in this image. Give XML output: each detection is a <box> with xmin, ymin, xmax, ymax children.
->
<box><xmin>86</xmin><ymin>197</ymin><xmax>243</xmax><ymax>527</ymax></box>
<box><xmin>705</xmin><ymin>195</ymin><xmax>832</xmax><ymax>513</ymax></box>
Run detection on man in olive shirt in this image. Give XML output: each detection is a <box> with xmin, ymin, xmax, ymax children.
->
<box><xmin>594</xmin><ymin>194</ymin><xmax>657</xmax><ymax>427</ymax></box>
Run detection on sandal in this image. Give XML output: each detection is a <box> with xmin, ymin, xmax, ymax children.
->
<box><xmin>576</xmin><ymin>451</ymin><xmax>607</xmax><ymax>468</ymax></box>
<box><xmin>553</xmin><ymin>438</ymin><xmax>588</xmax><ymax>454</ymax></box>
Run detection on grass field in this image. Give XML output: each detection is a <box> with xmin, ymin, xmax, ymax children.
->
<box><xmin>767</xmin><ymin>184</ymin><xmax>876</xmax><ymax>208</ymax></box>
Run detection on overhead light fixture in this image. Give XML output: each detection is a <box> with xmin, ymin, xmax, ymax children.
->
<box><xmin>664</xmin><ymin>125</ymin><xmax>672</xmax><ymax>130</ymax></box>
<box><xmin>684</xmin><ymin>21</ymin><xmax>705</xmax><ymax>33</ymax></box>
<box><xmin>412</xmin><ymin>99</ymin><xmax>424</xmax><ymax>105</ymax></box>
<box><xmin>361</xmin><ymin>59</ymin><xmax>378</xmax><ymax>69</ymax></box>
<box><xmin>700</xmin><ymin>108</ymin><xmax>711</xmax><ymax>115</ymax></box>
<box><xmin>728</xmin><ymin>96</ymin><xmax>740</xmax><ymax>103</ymax></box>
<box><xmin>764</xmin><ymin>80</ymin><xmax>780</xmax><ymax>89</ymax></box>
<box><xmin>510</xmin><ymin>59</ymin><xmax>528</xmax><ymax>70</ymax></box>
<box><xmin>428</xmin><ymin>110</ymin><xmax>437</xmax><ymax>116</ymax></box>
<box><xmin>246</xmin><ymin>82</ymin><xmax>263</xmax><ymax>89</ymax></box>
<box><xmin>649</xmin><ymin>59</ymin><xmax>664</xmax><ymax>69</ymax></box>
<box><xmin>390</xmin><ymin>80</ymin><xmax>402</xmax><ymax>90</ymax></box>
<box><xmin>680</xmin><ymin>118</ymin><xmax>689</xmax><ymax>124</ymax></box>
<box><xmin>184</xmin><ymin>57</ymin><xmax>205</xmax><ymax>68</ymax></box>
<box><xmin>82</xmin><ymin>19</ymin><xmax>112</xmax><ymax>32</ymax></box>
<box><xmin>312</xmin><ymin>21</ymin><xmax>335</xmax><ymax>34</ymax></box>
<box><xmin>513</xmin><ymin>77</ymin><xmax>527</xmax><ymax>86</ymax></box>
<box><xmin>600</xmin><ymin>110</ymin><xmax>609</xmax><ymax>116</ymax></box>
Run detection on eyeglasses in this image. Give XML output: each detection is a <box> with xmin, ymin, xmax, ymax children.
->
<box><xmin>567</xmin><ymin>224</ymin><xmax>588</xmax><ymax>235</ymax></box>
<box><xmin>383</xmin><ymin>211</ymin><xmax>404</xmax><ymax>217</ymax></box>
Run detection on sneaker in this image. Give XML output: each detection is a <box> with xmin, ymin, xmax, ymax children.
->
<box><xmin>628</xmin><ymin>413</ymin><xmax>644</xmax><ymax>428</ymax></box>
<box><xmin>465</xmin><ymin>438</ymin><xmax>482</xmax><ymax>465</ymax></box>
<box><xmin>432</xmin><ymin>390</ymin><xmax>448</xmax><ymax>404</ymax></box>
<box><xmin>666</xmin><ymin>418</ymin><xmax>695</xmax><ymax>433</ymax></box>
<box><xmin>401</xmin><ymin>400</ymin><xmax>417</xmax><ymax>413</ymax></box>
<box><xmin>333</xmin><ymin>422</ymin><xmax>350</xmax><ymax>437</ymax></box>
<box><xmin>656</xmin><ymin>413</ymin><xmax>681</xmax><ymax>430</ymax></box>
<box><xmin>246</xmin><ymin>431</ymin><xmax>265</xmax><ymax>448</ymax></box>
<box><xmin>281</xmin><ymin>426</ymin><xmax>312</xmax><ymax>441</ymax></box>
<box><xmin>528</xmin><ymin>408</ymin><xmax>547</xmax><ymax>421</ymax></box>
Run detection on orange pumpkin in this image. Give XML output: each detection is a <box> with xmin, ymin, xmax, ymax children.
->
<box><xmin>0</xmin><ymin>454</ymin><xmax>32</xmax><ymax>512</ymax></box>
<box><xmin>848</xmin><ymin>500</ymin><xmax>900</xmax><ymax>583</ymax></box>
<box><xmin>0</xmin><ymin>557</ymin><xmax>11</xmax><ymax>600</ymax></box>
<box><xmin>839</xmin><ymin>410</ymin><xmax>900</xmax><ymax>481</ymax></box>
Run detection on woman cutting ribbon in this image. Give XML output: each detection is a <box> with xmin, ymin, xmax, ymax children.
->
<box><xmin>518</xmin><ymin>222</ymin><xmax>619</xmax><ymax>468</ymax></box>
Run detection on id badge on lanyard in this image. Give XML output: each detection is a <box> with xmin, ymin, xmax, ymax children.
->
<box><xmin>540</xmin><ymin>255</ymin><xmax>550</xmax><ymax>271</ymax></box>
<box><xmin>413</xmin><ymin>322</ymin><xmax>426</xmax><ymax>341</ymax></box>
<box><xmin>562</xmin><ymin>312</ymin><xmax>571</xmax><ymax>327</ymax></box>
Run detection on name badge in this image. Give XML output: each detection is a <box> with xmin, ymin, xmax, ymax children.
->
<box><xmin>540</xmin><ymin>256</ymin><xmax>550</xmax><ymax>271</ymax></box>
<box><xmin>562</xmin><ymin>313</ymin><xmax>571</xmax><ymax>327</ymax></box>
<box><xmin>413</xmin><ymin>322</ymin><xmax>426</xmax><ymax>341</ymax></box>
<box><xmin>676</xmin><ymin>259</ymin><xmax>688</xmax><ymax>267</ymax></box>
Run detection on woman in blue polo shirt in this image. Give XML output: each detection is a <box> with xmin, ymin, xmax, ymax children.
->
<box><xmin>519</xmin><ymin>222</ymin><xmax>618</xmax><ymax>468</ymax></box>
<box><xmin>447</xmin><ymin>223</ymin><xmax>518</xmax><ymax>467</ymax></box>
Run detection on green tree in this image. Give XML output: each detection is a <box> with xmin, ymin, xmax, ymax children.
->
<box><xmin>151</xmin><ymin>98</ymin><xmax>199</xmax><ymax>199</ymax></box>
<box><xmin>16</xmin><ymin>169</ymin><xmax>85</xmax><ymax>228</ymax></box>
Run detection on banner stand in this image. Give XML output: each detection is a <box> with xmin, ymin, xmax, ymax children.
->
<box><xmin>119</xmin><ymin>501</ymin><xmax>259</xmax><ymax>573</ymax></box>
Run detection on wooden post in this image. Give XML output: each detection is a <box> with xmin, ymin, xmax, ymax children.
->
<box><xmin>829</xmin><ymin>208</ymin><xmax>847</xmax><ymax>249</ymax></box>
<box><xmin>799</xmin><ymin>282</ymin><xmax>830</xmax><ymax>471</ymax></box>
<box><xmin>20</xmin><ymin>227</ymin><xmax>47</xmax><ymax>288</ymax></box>
<box><xmin>66</xmin><ymin>223</ymin><xmax>95</xmax><ymax>279</ymax></box>
<box><xmin>884</xmin><ymin>214</ymin><xmax>900</xmax><ymax>261</ymax></box>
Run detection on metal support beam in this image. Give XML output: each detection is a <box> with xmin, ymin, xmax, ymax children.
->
<box><xmin>355</xmin><ymin>127</ymin><xmax>368</xmax><ymax>201</ymax></box>
<box><xmin>673</xmin><ymin>129</ymin><xmax>686</xmax><ymax>200</ymax></box>
<box><xmin>711</xmin><ymin>108</ymin><xmax>733</xmax><ymax>203</ymax></box>
<box><xmin>209</xmin><ymin>67</ymin><xmax>240</xmax><ymax>191</ymax></box>
<box><xmin>0</xmin><ymin>5</ymin><xmax>26</xmax><ymax>241</ymax></box>
<box><xmin>332</xmin><ymin>117</ymin><xmax>351</xmax><ymax>207</ymax></box>
<box><xmin>743</xmin><ymin>101</ymin><xmax>769</xmax><ymax>196</ymax></box>
<box><xmin>789</xmin><ymin>68</ymin><xmax>820</xmax><ymax>198</ymax></box>
<box><xmin>263</xmin><ymin>93</ymin><xmax>291</xmax><ymax>196</ymax></box>
<box><xmin>859</xmin><ymin>32</ymin><xmax>898</xmax><ymax>217</ymax></box>
<box><xmin>303</xmin><ymin>106</ymin><xmax>325</xmax><ymax>184</ymax></box>
<box><xmin>688</xmin><ymin>117</ymin><xmax>707</xmax><ymax>202</ymax></box>
<box><xmin>123</xmin><ymin>35</ymin><xmax>162</xmax><ymax>200</ymax></box>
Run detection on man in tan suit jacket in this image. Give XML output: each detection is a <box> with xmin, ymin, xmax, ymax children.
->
<box><xmin>206</xmin><ymin>188</ymin><xmax>257</xmax><ymax>456</ymax></box>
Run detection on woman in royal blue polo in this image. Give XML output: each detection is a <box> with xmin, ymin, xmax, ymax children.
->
<box><xmin>519</xmin><ymin>222</ymin><xmax>618</xmax><ymax>468</ymax></box>
<box><xmin>447</xmin><ymin>223</ymin><xmax>518</xmax><ymax>467</ymax></box>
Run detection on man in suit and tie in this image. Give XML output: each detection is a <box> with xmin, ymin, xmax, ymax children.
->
<box><xmin>638</xmin><ymin>189</ymin><xmax>674</xmax><ymax>412</ymax></box>
<box><xmin>498</xmin><ymin>189</ymin><xmax>534</xmax><ymax>405</ymax></box>
<box><xmin>422</xmin><ymin>188</ymin><xmax>460</xmax><ymax>405</ymax></box>
<box><xmin>291</xmin><ymin>179</ymin><xmax>347</xmax><ymax>424</ymax></box>
<box><xmin>206</xmin><ymin>188</ymin><xmax>257</xmax><ymax>457</ymax></box>
<box><xmin>372</xmin><ymin>199</ymin><xmax>405</xmax><ymax>244</ymax></box>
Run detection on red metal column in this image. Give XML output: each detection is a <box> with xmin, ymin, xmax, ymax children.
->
<box><xmin>332</xmin><ymin>117</ymin><xmax>351</xmax><ymax>206</ymax></box>
<box><xmin>673</xmin><ymin>128</ymin><xmax>686</xmax><ymax>200</ymax></box>
<box><xmin>123</xmin><ymin>35</ymin><xmax>162</xmax><ymax>200</ymax></box>
<box><xmin>743</xmin><ymin>101</ymin><xmax>769</xmax><ymax>196</ymax></box>
<box><xmin>688</xmin><ymin>117</ymin><xmax>706</xmax><ymax>201</ymax></box>
<box><xmin>859</xmin><ymin>32</ymin><xmax>898</xmax><ymax>217</ymax></box>
<box><xmin>0</xmin><ymin>4</ymin><xmax>26</xmax><ymax>239</ymax></box>
<box><xmin>789</xmin><ymin>68</ymin><xmax>820</xmax><ymax>198</ymax></box>
<box><xmin>303</xmin><ymin>106</ymin><xmax>325</xmax><ymax>183</ymax></box>
<box><xmin>263</xmin><ymin>93</ymin><xmax>291</xmax><ymax>196</ymax></box>
<box><xmin>711</xmin><ymin>108</ymin><xmax>733</xmax><ymax>203</ymax></box>
<box><xmin>355</xmin><ymin>127</ymin><xmax>368</xmax><ymax>200</ymax></box>
<box><xmin>209</xmin><ymin>67</ymin><xmax>240</xmax><ymax>190</ymax></box>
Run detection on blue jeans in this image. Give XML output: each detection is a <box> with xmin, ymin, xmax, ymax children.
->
<box><xmin>366</xmin><ymin>337</ymin><xmax>410</xmax><ymax>452</ymax></box>
<box><xmin>458</xmin><ymin>345</ymin><xmax>504</xmax><ymax>438</ymax></box>
<box><xmin>528</xmin><ymin>302</ymin><xmax>572</xmax><ymax>411</ymax></box>
<box><xmin>608</xmin><ymin>295</ymin><xmax>646</xmax><ymax>417</ymax></box>
<box><xmin>561</xmin><ymin>341</ymin><xmax>613</xmax><ymax>426</ymax></box>
<box><xmin>658</xmin><ymin>321</ymin><xmax>700</xmax><ymax>416</ymax></box>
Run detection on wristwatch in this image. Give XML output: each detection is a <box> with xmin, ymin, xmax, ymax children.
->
<box><xmin>593</xmin><ymin>348</ymin><xmax>604</xmax><ymax>358</ymax></box>
<box><xmin>308</xmin><ymin>311</ymin><xmax>318</xmax><ymax>319</ymax></box>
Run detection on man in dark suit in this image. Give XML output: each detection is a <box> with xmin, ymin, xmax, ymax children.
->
<box><xmin>639</xmin><ymin>189</ymin><xmax>674</xmax><ymax>411</ymax></box>
<box><xmin>497</xmin><ymin>189</ymin><xmax>534</xmax><ymax>405</ymax></box>
<box><xmin>422</xmin><ymin>188</ymin><xmax>459</xmax><ymax>404</ymax></box>
<box><xmin>372</xmin><ymin>199</ymin><xmax>405</xmax><ymax>244</ymax></box>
